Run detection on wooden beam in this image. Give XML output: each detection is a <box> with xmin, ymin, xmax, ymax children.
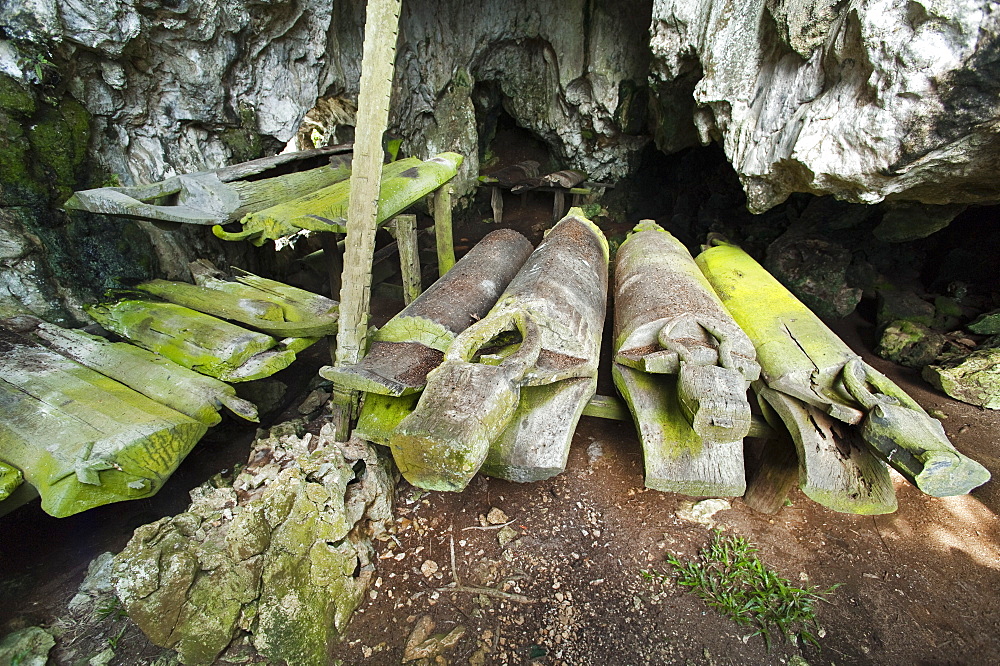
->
<box><xmin>331</xmin><ymin>0</ymin><xmax>403</xmax><ymax>438</ymax></box>
<box><xmin>388</xmin><ymin>214</ymin><xmax>422</xmax><ymax>305</ymax></box>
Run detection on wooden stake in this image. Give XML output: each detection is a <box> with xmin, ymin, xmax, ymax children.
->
<box><xmin>332</xmin><ymin>0</ymin><xmax>403</xmax><ymax>438</ymax></box>
<box><xmin>434</xmin><ymin>183</ymin><xmax>456</xmax><ymax>276</ymax></box>
<box><xmin>388</xmin><ymin>214</ymin><xmax>421</xmax><ymax>304</ymax></box>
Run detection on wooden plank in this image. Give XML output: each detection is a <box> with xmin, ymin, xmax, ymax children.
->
<box><xmin>754</xmin><ymin>382</ymin><xmax>897</xmax><ymax>514</ymax></box>
<box><xmin>84</xmin><ymin>299</ymin><xmax>312</xmax><ymax>382</ymax></box>
<box><xmin>388</xmin><ymin>214</ymin><xmax>422</xmax><ymax>305</ymax></box>
<box><xmin>22</xmin><ymin>319</ymin><xmax>258</xmax><ymax>426</ymax></box>
<box><xmin>433</xmin><ymin>182</ymin><xmax>456</xmax><ymax>276</ymax></box>
<box><xmin>391</xmin><ymin>211</ymin><xmax>608</xmax><ymax>490</ymax></box>
<box><xmin>63</xmin><ymin>148</ymin><xmax>354</xmax><ymax>225</ymax></box>
<box><xmin>137</xmin><ymin>273</ymin><xmax>339</xmax><ymax>338</ymax></box>
<box><xmin>582</xmin><ymin>394</ymin><xmax>630</xmax><ymax>421</ymax></box>
<box><xmin>0</xmin><ymin>330</ymin><xmax>207</xmax><ymax>517</ymax></box>
<box><xmin>0</xmin><ymin>460</ymin><xmax>23</xmax><ymax>502</ymax></box>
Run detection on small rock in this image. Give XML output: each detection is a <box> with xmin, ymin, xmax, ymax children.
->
<box><xmin>0</xmin><ymin>627</ymin><xmax>55</xmax><ymax>666</ymax></box>
<box><xmin>676</xmin><ymin>498</ymin><xmax>732</xmax><ymax>527</ymax></box>
<box><xmin>497</xmin><ymin>525</ymin><xmax>519</xmax><ymax>548</ymax></box>
<box><xmin>486</xmin><ymin>507</ymin><xmax>509</xmax><ymax>525</ymax></box>
<box><xmin>968</xmin><ymin>309</ymin><xmax>1000</xmax><ymax>335</ymax></box>
<box><xmin>89</xmin><ymin>648</ymin><xmax>115</xmax><ymax>666</ymax></box>
<box><xmin>420</xmin><ymin>559</ymin><xmax>439</xmax><ymax>577</ymax></box>
<box><xmin>297</xmin><ymin>389</ymin><xmax>330</xmax><ymax>415</ymax></box>
<box><xmin>875</xmin><ymin>320</ymin><xmax>946</xmax><ymax>369</ymax></box>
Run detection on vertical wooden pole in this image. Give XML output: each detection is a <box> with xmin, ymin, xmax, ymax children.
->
<box><xmin>552</xmin><ymin>190</ymin><xmax>565</xmax><ymax>221</ymax></box>
<box><xmin>490</xmin><ymin>186</ymin><xmax>503</xmax><ymax>224</ymax></box>
<box><xmin>433</xmin><ymin>183</ymin><xmax>455</xmax><ymax>277</ymax></box>
<box><xmin>331</xmin><ymin>0</ymin><xmax>403</xmax><ymax>439</ymax></box>
<box><xmin>388</xmin><ymin>214</ymin><xmax>421</xmax><ymax>304</ymax></box>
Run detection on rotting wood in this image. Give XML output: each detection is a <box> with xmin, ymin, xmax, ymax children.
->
<box><xmin>390</xmin><ymin>211</ymin><xmax>608</xmax><ymax>490</ymax></box>
<box><xmin>136</xmin><ymin>269</ymin><xmax>339</xmax><ymax>338</ymax></box>
<box><xmin>213</xmin><ymin>153</ymin><xmax>461</xmax><ymax>247</ymax></box>
<box><xmin>11</xmin><ymin>316</ymin><xmax>258</xmax><ymax>426</ymax></box>
<box><xmin>84</xmin><ymin>299</ymin><xmax>315</xmax><ymax>382</ymax></box>
<box><xmin>433</xmin><ymin>183</ymin><xmax>456</xmax><ymax>276</ymax></box>
<box><xmin>331</xmin><ymin>0</ymin><xmax>404</xmax><ymax>440</ymax></box>
<box><xmin>0</xmin><ymin>328</ymin><xmax>207</xmax><ymax>517</ymax></box>
<box><xmin>697</xmin><ymin>240</ymin><xmax>990</xmax><ymax>496</ymax></box>
<box><xmin>323</xmin><ymin>228</ymin><xmax>533</xmax><ymax>398</ymax></box>
<box><xmin>615</xmin><ymin>222</ymin><xmax>759</xmax><ymax>442</ymax></box>
<box><xmin>841</xmin><ymin>358</ymin><xmax>991</xmax><ymax>497</ymax></box>
<box><xmin>753</xmin><ymin>382</ymin><xmax>897</xmax><ymax>515</ymax></box>
<box><xmin>742</xmin><ymin>431</ymin><xmax>800</xmax><ymax>515</ymax></box>
<box><xmin>480</xmin><ymin>161</ymin><xmax>540</xmax><ymax>225</ymax></box>
<box><xmin>64</xmin><ymin>146</ymin><xmax>353</xmax><ymax>226</ymax></box>
<box><xmin>387</xmin><ymin>214</ymin><xmax>422</xmax><ymax>304</ymax></box>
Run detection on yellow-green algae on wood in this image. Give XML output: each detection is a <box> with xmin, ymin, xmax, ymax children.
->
<box><xmin>0</xmin><ymin>330</ymin><xmax>207</xmax><ymax>517</ymax></box>
<box><xmin>137</xmin><ymin>269</ymin><xmax>339</xmax><ymax>339</ymax></box>
<box><xmin>85</xmin><ymin>299</ymin><xmax>316</xmax><ymax>382</ymax></box>
<box><xmin>0</xmin><ymin>460</ymin><xmax>23</xmax><ymax>501</ymax></box>
<box><xmin>696</xmin><ymin>242</ymin><xmax>990</xmax><ymax>497</ymax></box>
<box><xmin>213</xmin><ymin>153</ymin><xmax>463</xmax><ymax>246</ymax></box>
<box><xmin>23</xmin><ymin>318</ymin><xmax>257</xmax><ymax>426</ymax></box>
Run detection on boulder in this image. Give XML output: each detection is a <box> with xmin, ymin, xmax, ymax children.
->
<box><xmin>876</xmin><ymin>320</ymin><xmax>946</xmax><ymax>369</ymax></box>
<box><xmin>113</xmin><ymin>421</ymin><xmax>395</xmax><ymax>665</ymax></box>
<box><xmin>923</xmin><ymin>337</ymin><xmax>1000</xmax><ymax>410</ymax></box>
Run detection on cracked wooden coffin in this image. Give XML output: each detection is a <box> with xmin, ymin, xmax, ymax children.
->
<box><xmin>212</xmin><ymin>152</ymin><xmax>463</xmax><ymax>246</ymax></box>
<box><xmin>612</xmin><ymin>222</ymin><xmax>760</xmax><ymax>497</ymax></box>
<box><xmin>696</xmin><ymin>240</ymin><xmax>990</xmax><ymax>497</ymax></box>
<box><xmin>0</xmin><ymin>326</ymin><xmax>208</xmax><ymax>517</ymax></box>
<box><xmin>389</xmin><ymin>210</ymin><xmax>609</xmax><ymax>490</ymax></box>
<box><xmin>64</xmin><ymin>145</ymin><xmax>353</xmax><ymax>227</ymax></box>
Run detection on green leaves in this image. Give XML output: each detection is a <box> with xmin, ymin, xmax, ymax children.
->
<box><xmin>646</xmin><ymin>531</ymin><xmax>837</xmax><ymax>649</ymax></box>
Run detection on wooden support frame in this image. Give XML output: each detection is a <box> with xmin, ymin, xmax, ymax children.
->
<box><xmin>433</xmin><ymin>182</ymin><xmax>456</xmax><ymax>276</ymax></box>
<box><xmin>387</xmin><ymin>214</ymin><xmax>421</xmax><ymax>304</ymax></box>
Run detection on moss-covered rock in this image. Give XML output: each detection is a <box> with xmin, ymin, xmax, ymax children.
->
<box><xmin>923</xmin><ymin>337</ymin><xmax>1000</xmax><ymax>410</ymax></box>
<box><xmin>876</xmin><ymin>320</ymin><xmax>946</xmax><ymax>369</ymax></box>
<box><xmin>113</xmin><ymin>421</ymin><xmax>396</xmax><ymax>665</ymax></box>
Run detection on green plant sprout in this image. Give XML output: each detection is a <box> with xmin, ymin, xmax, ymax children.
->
<box><xmin>643</xmin><ymin>531</ymin><xmax>839</xmax><ymax>649</ymax></box>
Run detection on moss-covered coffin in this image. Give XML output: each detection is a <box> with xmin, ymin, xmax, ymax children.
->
<box><xmin>390</xmin><ymin>210</ymin><xmax>609</xmax><ymax>490</ymax></box>
<box><xmin>213</xmin><ymin>152</ymin><xmax>463</xmax><ymax>246</ymax></box>
<box><xmin>0</xmin><ymin>327</ymin><xmax>207</xmax><ymax>517</ymax></box>
<box><xmin>85</xmin><ymin>299</ymin><xmax>317</xmax><ymax>382</ymax></box>
<box><xmin>696</xmin><ymin>242</ymin><xmax>990</xmax><ymax>497</ymax></box>
<box><xmin>613</xmin><ymin>222</ymin><xmax>760</xmax><ymax>497</ymax></box>
<box><xmin>19</xmin><ymin>317</ymin><xmax>258</xmax><ymax>426</ymax></box>
<box><xmin>136</xmin><ymin>269</ymin><xmax>339</xmax><ymax>339</ymax></box>
<box><xmin>64</xmin><ymin>146</ymin><xmax>353</xmax><ymax>225</ymax></box>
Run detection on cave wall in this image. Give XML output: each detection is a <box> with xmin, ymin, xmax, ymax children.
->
<box><xmin>649</xmin><ymin>0</ymin><xmax>1000</xmax><ymax>212</ymax></box>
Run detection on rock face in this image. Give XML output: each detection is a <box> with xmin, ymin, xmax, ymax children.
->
<box><xmin>649</xmin><ymin>0</ymin><xmax>1000</xmax><ymax>212</ymax></box>
<box><xmin>112</xmin><ymin>421</ymin><xmax>395</xmax><ymax>665</ymax></box>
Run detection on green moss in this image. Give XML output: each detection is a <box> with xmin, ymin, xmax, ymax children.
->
<box><xmin>0</xmin><ymin>75</ymin><xmax>35</xmax><ymax>114</ymax></box>
<box><xmin>220</xmin><ymin>102</ymin><xmax>265</xmax><ymax>163</ymax></box>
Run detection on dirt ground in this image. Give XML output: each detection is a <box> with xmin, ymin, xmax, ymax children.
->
<box><xmin>2</xmin><ymin>136</ymin><xmax>1000</xmax><ymax>665</ymax></box>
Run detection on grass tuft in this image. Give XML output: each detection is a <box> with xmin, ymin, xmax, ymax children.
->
<box><xmin>643</xmin><ymin>531</ymin><xmax>839</xmax><ymax>649</ymax></box>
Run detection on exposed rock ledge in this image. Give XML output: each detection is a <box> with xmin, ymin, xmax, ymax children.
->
<box><xmin>649</xmin><ymin>0</ymin><xmax>1000</xmax><ymax>212</ymax></box>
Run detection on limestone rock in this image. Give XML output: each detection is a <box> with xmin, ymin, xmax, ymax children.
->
<box><xmin>923</xmin><ymin>337</ymin><xmax>1000</xmax><ymax>410</ymax></box>
<box><xmin>112</xmin><ymin>422</ymin><xmax>396</xmax><ymax>665</ymax></box>
<box><xmin>649</xmin><ymin>0</ymin><xmax>1000</xmax><ymax>212</ymax></box>
<box><xmin>968</xmin><ymin>309</ymin><xmax>1000</xmax><ymax>335</ymax></box>
<box><xmin>0</xmin><ymin>626</ymin><xmax>55</xmax><ymax>666</ymax></box>
<box><xmin>876</xmin><ymin>289</ymin><xmax>935</xmax><ymax>330</ymax></box>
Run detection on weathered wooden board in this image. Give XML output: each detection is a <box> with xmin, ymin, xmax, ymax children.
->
<box><xmin>323</xmin><ymin>228</ymin><xmax>533</xmax><ymax>396</ymax></box>
<box><xmin>85</xmin><ymin>299</ymin><xmax>314</xmax><ymax>382</ymax></box>
<box><xmin>754</xmin><ymin>382</ymin><xmax>897</xmax><ymax>514</ymax></box>
<box><xmin>0</xmin><ymin>460</ymin><xmax>23</xmax><ymax>501</ymax></box>
<box><xmin>390</xmin><ymin>211</ymin><xmax>608</xmax><ymax>490</ymax></box>
<box><xmin>64</xmin><ymin>146</ymin><xmax>353</xmax><ymax>225</ymax></box>
<box><xmin>17</xmin><ymin>318</ymin><xmax>258</xmax><ymax>426</ymax></box>
<box><xmin>613</xmin><ymin>364</ymin><xmax>746</xmax><ymax>497</ymax></box>
<box><xmin>0</xmin><ymin>329</ymin><xmax>207</xmax><ymax>517</ymax></box>
<box><xmin>137</xmin><ymin>270</ymin><xmax>339</xmax><ymax>338</ymax></box>
<box><xmin>213</xmin><ymin>153</ymin><xmax>462</xmax><ymax>247</ymax></box>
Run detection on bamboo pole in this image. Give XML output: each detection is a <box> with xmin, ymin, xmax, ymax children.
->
<box><xmin>331</xmin><ymin>0</ymin><xmax>403</xmax><ymax>438</ymax></box>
